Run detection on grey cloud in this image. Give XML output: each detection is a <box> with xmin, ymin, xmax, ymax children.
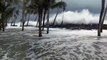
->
<box><xmin>62</xmin><ymin>0</ymin><xmax>101</xmax><ymax>13</ymax></box>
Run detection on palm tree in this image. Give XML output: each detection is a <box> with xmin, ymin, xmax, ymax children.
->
<box><xmin>26</xmin><ymin>13</ymin><xmax>30</xmax><ymax>26</ymax></box>
<box><xmin>11</xmin><ymin>14</ymin><xmax>17</xmax><ymax>26</ymax></box>
<box><xmin>52</xmin><ymin>1</ymin><xmax>66</xmax><ymax>26</ymax></box>
<box><xmin>61</xmin><ymin>8</ymin><xmax>65</xmax><ymax>26</ymax></box>
<box><xmin>98</xmin><ymin>0</ymin><xmax>105</xmax><ymax>36</ymax></box>
<box><xmin>20</xmin><ymin>0</ymin><xmax>30</xmax><ymax>31</ymax></box>
<box><xmin>0</xmin><ymin>0</ymin><xmax>21</xmax><ymax>31</ymax></box>
<box><xmin>21</xmin><ymin>0</ymin><xmax>26</xmax><ymax>31</ymax></box>
<box><xmin>0</xmin><ymin>1</ymin><xmax>3</xmax><ymax>30</ymax></box>
<box><xmin>52</xmin><ymin>8</ymin><xmax>60</xmax><ymax>26</ymax></box>
<box><xmin>0</xmin><ymin>0</ymin><xmax>5</xmax><ymax>31</ymax></box>
<box><xmin>29</xmin><ymin>0</ymin><xmax>47</xmax><ymax>37</ymax></box>
<box><xmin>25</xmin><ymin>7</ymin><xmax>35</xmax><ymax>26</ymax></box>
<box><xmin>46</xmin><ymin>8</ymin><xmax>50</xmax><ymax>34</ymax></box>
<box><xmin>47</xmin><ymin>0</ymin><xmax>66</xmax><ymax>34</ymax></box>
<box><xmin>0</xmin><ymin>0</ymin><xmax>15</xmax><ymax>31</ymax></box>
<box><xmin>30</xmin><ymin>0</ymin><xmax>66</xmax><ymax>37</ymax></box>
<box><xmin>42</xmin><ymin>9</ymin><xmax>47</xmax><ymax>30</ymax></box>
<box><xmin>41</xmin><ymin>0</ymin><xmax>66</xmax><ymax>33</ymax></box>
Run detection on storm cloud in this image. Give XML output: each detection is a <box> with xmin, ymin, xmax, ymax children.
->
<box><xmin>62</xmin><ymin>0</ymin><xmax>101</xmax><ymax>13</ymax></box>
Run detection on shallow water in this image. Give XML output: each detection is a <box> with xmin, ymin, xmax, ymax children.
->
<box><xmin>0</xmin><ymin>28</ymin><xmax>107</xmax><ymax>60</ymax></box>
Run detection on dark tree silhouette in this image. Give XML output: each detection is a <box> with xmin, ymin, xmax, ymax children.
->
<box><xmin>98</xmin><ymin>0</ymin><xmax>106</xmax><ymax>36</ymax></box>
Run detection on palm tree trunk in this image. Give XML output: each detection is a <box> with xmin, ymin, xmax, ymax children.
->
<box><xmin>13</xmin><ymin>17</ymin><xmax>16</xmax><ymax>26</ymax></box>
<box><xmin>26</xmin><ymin>14</ymin><xmax>30</xmax><ymax>26</ymax></box>
<box><xmin>0</xmin><ymin>27</ymin><xmax>1</xmax><ymax>30</ymax></box>
<box><xmin>53</xmin><ymin>8</ymin><xmax>60</xmax><ymax>26</ymax></box>
<box><xmin>61</xmin><ymin>10</ymin><xmax>64</xmax><ymax>26</ymax></box>
<box><xmin>22</xmin><ymin>11</ymin><xmax>25</xmax><ymax>31</ymax></box>
<box><xmin>42</xmin><ymin>9</ymin><xmax>47</xmax><ymax>31</ymax></box>
<box><xmin>22</xmin><ymin>13</ymin><xmax>27</xmax><ymax>31</ymax></box>
<box><xmin>1</xmin><ymin>18</ymin><xmax>5</xmax><ymax>31</ymax></box>
<box><xmin>1</xmin><ymin>13</ymin><xmax>5</xmax><ymax>31</ymax></box>
<box><xmin>61</xmin><ymin>20</ymin><xmax>63</xmax><ymax>26</ymax></box>
<box><xmin>12</xmin><ymin>17</ymin><xmax>16</xmax><ymax>26</ymax></box>
<box><xmin>98</xmin><ymin>0</ymin><xmax>105</xmax><ymax>36</ymax></box>
<box><xmin>35</xmin><ymin>15</ymin><xmax>38</xmax><ymax>22</ymax></box>
<box><xmin>22</xmin><ymin>0</ymin><xmax>25</xmax><ymax>31</ymax></box>
<box><xmin>13</xmin><ymin>21</ymin><xmax>16</xmax><ymax>26</ymax></box>
<box><xmin>38</xmin><ymin>9</ymin><xmax>43</xmax><ymax>37</ymax></box>
<box><xmin>2</xmin><ymin>22</ymin><xmax>5</xmax><ymax>31</ymax></box>
<box><xmin>98</xmin><ymin>7</ymin><xmax>107</xmax><ymax>36</ymax></box>
<box><xmin>100</xmin><ymin>0</ymin><xmax>105</xmax><ymax>32</ymax></box>
<box><xmin>0</xmin><ymin>21</ymin><xmax>1</xmax><ymax>30</ymax></box>
<box><xmin>0</xmin><ymin>25</ymin><xmax>1</xmax><ymax>30</ymax></box>
<box><xmin>22</xmin><ymin>22</ymin><xmax>25</xmax><ymax>31</ymax></box>
<box><xmin>35</xmin><ymin>16</ymin><xmax>39</xmax><ymax>27</ymax></box>
<box><xmin>36</xmin><ymin>19</ymin><xmax>39</xmax><ymax>27</ymax></box>
<box><xmin>47</xmin><ymin>9</ymin><xmax>49</xmax><ymax>34</ymax></box>
<box><xmin>25</xmin><ymin>13</ymin><xmax>27</xmax><ymax>22</ymax></box>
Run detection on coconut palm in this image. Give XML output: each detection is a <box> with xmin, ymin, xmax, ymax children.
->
<box><xmin>40</xmin><ymin>0</ymin><xmax>66</xmax><ymax>33</ymax></box>
<box><xmin>23</xmin><ymin>0</ymin><xmax>37</xmax><ymax>29</ymax></box>
<box><xmin>9</xmin><ymin>0</ymin><xmax>21</xmax><ymax>26</ymax></box>
<box><xmin>44</xmin><ymin>0</ymin><xmax>66</xmax><ymax>32</ymax></box>
<box><xmin>42</xmin><ymin>8</ymin><xmax>48</xmax><ymax>30</ymax></box>
<box><xmin>0</xmin><ymin>0</ymin><xmax>6</xmax><ymax>31</ymax></box>
<box><xmin>0</xmin><ymin>0</ymin><xmax>15</xmax><ymax>31</ymax></box>
<box><xmin>29</xmin><ymin>0</ymin><xmax>48</xmax><ymax>37</ymax></box>
<box><xmin>52</xmin><ymin>1</ymin><xmax>66</xmax><ymax>26</ymax></box>
<box><xmin>29</xmin><ymin>0</ymin><xmax>66</xmax><ymax>37</ymax></box>
<box><xmin>0</xmin><ymin>0</ymin><xmax>21</xmax><ymax>31</ymax></box>
<box><xmin>98</xmin><ymin>0</ymin><xmax>105</xmax><ymax>36</ymax></box>
<box><xmin>0</xmin><ymin>1</ymin><xmax>4</xmax><ymax>30</ymax></box>
<box><xmin>21</xmin><ymin>0</ymin><xmax>26</xmax><ymax>31</ymax></box>
<box><xmin>26</xmin><ymin>14</ymin><xmax>30</xmax><ymax>26</ymax></box>
<box><xmin>25</xmin><ymin>6</ymin><xmax>36</xmax><ymax>26</ymax></box>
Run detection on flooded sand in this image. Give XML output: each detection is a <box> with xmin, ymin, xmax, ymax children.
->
<box><xmin>0</xmin><ymin>28</ymin><xmax>107</xmax><ymax>60</ymax></box>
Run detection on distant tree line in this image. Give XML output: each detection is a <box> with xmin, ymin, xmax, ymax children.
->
<box><xmin>49</xmin><ymin>23</ymin><xmax>98</xmax><ymax>29</ymax></box>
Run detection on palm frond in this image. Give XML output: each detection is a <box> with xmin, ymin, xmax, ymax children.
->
<box><xmin>51</xmin><ymin>1</ymin><xmax>66</xmax><ymax>10</ymax></box>
<box><xmin>0</xmin><ymin>2</ymin><xmax>5</xmax><ymax>12</ymax></box>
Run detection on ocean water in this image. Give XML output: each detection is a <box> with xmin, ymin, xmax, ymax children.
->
<box><xmin>0</xmin><ymin>27</ymin><xmax>107</xmax><ymax>60</ymax></box>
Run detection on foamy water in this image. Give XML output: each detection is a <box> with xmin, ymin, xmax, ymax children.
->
<box><xmin>0</xmin><ymin>27</ymin><xmax>107</xmax><ymax>60</ymax></box>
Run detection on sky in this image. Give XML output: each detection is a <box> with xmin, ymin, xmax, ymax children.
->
<box><xmin>62</xmin><ymin>0</ymin><xmax>101</xmax><ymax>13</ymax></box>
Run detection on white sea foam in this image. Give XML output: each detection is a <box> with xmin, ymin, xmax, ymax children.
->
<box><xmin>49</xmin><ymin>9</ymin><xmax>100</xmax><ymax>24</ymax></box>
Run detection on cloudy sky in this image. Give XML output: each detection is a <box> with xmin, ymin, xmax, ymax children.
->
<box><xmin>62</xmin><ymin>0</ymin><xmax>101</xmax><ymax>13</ymax></box>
